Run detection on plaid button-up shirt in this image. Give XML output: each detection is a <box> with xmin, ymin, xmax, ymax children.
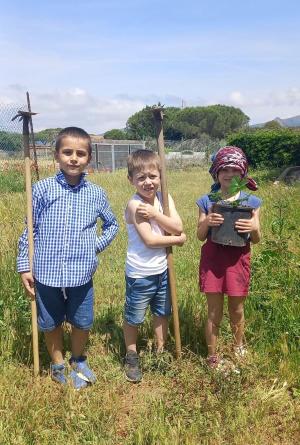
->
<box><xmin>17</xmin><ymin>171</ymin><xmax>119</xmax><ymax>287</ymax></box>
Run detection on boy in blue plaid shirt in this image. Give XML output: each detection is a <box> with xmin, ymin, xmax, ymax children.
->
<box><xmin>17</xmin><ymin>127</ymin><xmax>119</xmax><ymax>389</ymax></box>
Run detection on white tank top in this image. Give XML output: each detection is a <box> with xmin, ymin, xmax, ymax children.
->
<box><xmin>125</xmin><ymin>193</ymin><xmax>167</xmax><ymax>278</ymax></box>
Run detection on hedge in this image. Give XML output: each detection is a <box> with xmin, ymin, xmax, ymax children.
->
<box><xmin>226</xmin><ymin>129</ymin><xmax>300</xmax><ymax>167</ymax></box>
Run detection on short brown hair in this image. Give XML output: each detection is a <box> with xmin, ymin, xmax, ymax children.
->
<box><xmin>55</xmin><ymin>127</ymin><xmax>92</xmax><ymax>155</ymax></box>
<box><xmin>127</xmin><ymin>149</ymin><xmax>161</xmax><ymax>177</ymax></box>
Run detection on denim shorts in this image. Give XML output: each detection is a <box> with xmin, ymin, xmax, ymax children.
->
<box><xmin>124</xmin><ymin>269</ymin><xmax>171</xmax><ymax>326</ymax></box>
<box><xmin>35</xmin><ymin>279</ymin><xmax>94</xmax><ymax>332</ymax></box>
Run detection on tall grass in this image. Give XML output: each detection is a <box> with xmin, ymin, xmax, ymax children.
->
<box><xmin>0</xmin><ymin>167</ymin><xmax>299</xmax><ymax>444</ymax></box>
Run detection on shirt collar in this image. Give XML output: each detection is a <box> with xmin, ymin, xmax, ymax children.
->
<box><xmin>55</xmin><ymin>170</ymin><xmax>87</xmax><ymax>191</ymax></box>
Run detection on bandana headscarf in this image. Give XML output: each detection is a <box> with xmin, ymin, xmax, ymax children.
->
<box><xmin>209</xmin><ymin>146</ymin><xmax>258</xmax><ymax>191</ymax></box>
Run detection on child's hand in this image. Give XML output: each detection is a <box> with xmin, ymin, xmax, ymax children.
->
<box><xmin>175</xmin><ymin>232</ymin><xmax>187</xmax><ymax>246</ymax></box>
<box><xmin>136</xmin><ymin>203</ymin><xmax>158</xmax><ymax>220</ymax></box>
<box><xmin>20</xmin><ymin>272</ymin><xmax>35</xmax><ymax>298</ymax></box>
<box><xmin>207</xmin><ymin>211</ymin><xmax>224</xmax><ymax>227</ymax></box>
<box><xmin>235</xmin><ymin>210</ymin><xmax>259</xmax><ymax>233</ymax></box>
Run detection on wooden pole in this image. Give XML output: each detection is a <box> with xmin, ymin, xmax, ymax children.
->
<box><xmin>23</xmin><ymin>115</ymin><xmax>40</xmax><ymax>376</ymax></box>
<box><xmin>26</xmin><ymin>92</ymin><xmax>39</xmax><ymax>181</ymax></box>
<box><xmin>13</xmin><ymin>110</ymin><xmax>40</xmax><ymax>376</ymax></box>
<box><xmin>152</xmin><ymin>107</ymin><xmax>182</xmax><ymax>358</ymax></box>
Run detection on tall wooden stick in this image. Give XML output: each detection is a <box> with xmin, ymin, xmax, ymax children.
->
<box><xmin>13</xmin><ymin>110</ymin><xmax>40</xmax><ymax>376</ymax></box>
<box><xmin>26</xmin><ymin>92</ymin><xmax>39</xmax><ymax>181</ymax></box>
<box><xmin>152</xmin><ymin>107</ymin><xmax>182</xmax><ymax>358</ymax></box>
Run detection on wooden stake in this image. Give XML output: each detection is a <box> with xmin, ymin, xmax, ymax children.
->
<box><xmin>152</xmin><ymin>107</ymin><xmax>182</xmax><ymax>359</ymax></box>
<box><xmin>26</xmin><ymin>92</ymin><xmax>39</xmax><ymax>181</ymax></box>
<box><xmin>13</xmin><ymin>110</ymin><xmax>40</xmax><ymax>376</ymax></box>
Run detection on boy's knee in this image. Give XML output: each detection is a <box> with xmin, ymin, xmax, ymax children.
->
<box><xmin>124</xmin><ymin>312</ymin><xmax>145</xmax><ymax>326</ymax></box>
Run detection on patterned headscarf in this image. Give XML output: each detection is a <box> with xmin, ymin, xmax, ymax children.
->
<box><xmin>209</xmin><ymin>146</ymin><xmax>258</xmax><ymax>191</ymax></box>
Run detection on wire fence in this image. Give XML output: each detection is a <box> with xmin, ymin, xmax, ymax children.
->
<box><xmin>0</xmin><ymin>103</ymin><xmax>27</xmax><ymax>158</ymax></box>
<box><xmin>0</xmin><ymin>101</ymin><xmax>220</xmax><ymax>182</ymax></box>
<box><xmin>0</xmin><ymin>104</ymin><xmax>145</xmax><ymax>176</ymax></box>
<box><xmin>0</xmin><ymin>103</ymin><xmax>42</xmax><ymax>183</ymax></box>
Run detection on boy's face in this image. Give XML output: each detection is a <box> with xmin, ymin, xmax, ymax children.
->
<box><xmin>55</xmin><ymin>136</ymin><xmax>91</xmax><ymax>184</ymax></box>
<box><xmin>129</xmin><ymin>165</ymin><xmax>161</xmax><ymax>204</ymax></box>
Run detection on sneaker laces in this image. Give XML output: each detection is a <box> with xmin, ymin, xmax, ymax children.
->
<box><xmin>125</xmin><ymin>351</ymin><xmax>139</xmax><ymax>366</ymax></box>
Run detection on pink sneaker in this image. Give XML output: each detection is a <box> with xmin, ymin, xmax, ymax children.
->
<box><xmin>206</xmin><ymin>355</ymin><xmax>220</xmax><ymax>369</ymax></box>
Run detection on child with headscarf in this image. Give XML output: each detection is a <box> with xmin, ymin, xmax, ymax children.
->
<box><xmin>196</xmin><ymin>146</ymin><xmax>262</xmax><ymax>369</ymax></box>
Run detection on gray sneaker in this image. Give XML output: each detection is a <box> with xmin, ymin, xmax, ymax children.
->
<box><xmin>50</xmin><ymin>362</ymin><xmax>67</xmax><ymax>385</ymax></box>
<box><xmin>124</xmin><ymin>351</ymin><xmax>142</xmax><ymax>383</ymax></box>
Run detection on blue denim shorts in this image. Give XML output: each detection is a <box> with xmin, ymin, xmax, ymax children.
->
<box><xmin>35</xmin><ymin>279</ymin><xmax>94</xmax><ymax>332</ymax></box>
<box><xmin>124</xmin><ymin>269</ymin><xmax>171</xmax><ymax>326</ymax></box>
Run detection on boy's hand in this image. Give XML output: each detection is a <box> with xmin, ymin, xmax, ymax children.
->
<box><xmin>20</xmin><ymin>272</ymin><xmax>35</xmax><ymax>298</ymax></box>
<box><xmin>235</xmin><ymin>210</ymin><xmax>259</xmax><ymax>233</ymax></box>
<box><xmin>207</xmin><ymin>210</ymin><xmax>224</xmax><ymax>227</ymax></box>
<box><xmin>175</xmin><ymin>232</ymin><xmax>187</xmax><ymax>246</ymax></box>
<box><xmin>136</xmin><ymin>203</ymin><xmax>158</xmax><ymax>220</ymax></box>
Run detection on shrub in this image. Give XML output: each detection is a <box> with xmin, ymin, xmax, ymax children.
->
<box><xmin>227</xmin><ymin>128</ymin><xmax>300</xmax><ymax>167</ymax></box>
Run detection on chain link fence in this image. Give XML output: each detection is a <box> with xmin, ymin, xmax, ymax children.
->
<box><xmin>0</xmin><ymin>103</ymin><xmax>27</xmax><ymax>159</ymax></box>
<box><xmin>91</xmin><ymin>141</ymin><xmax>145</xmax><ymax>171</ymax></box>
<box><xmin>145</xmin><ymin>135</ymin><xmax>225</xmax><ymax>169</ymax></box>
<box><xmin>0</xmin><ymin>103</ymin><xmax>41</xmax><ymax>186</ymax></box>
<box><xmin>0</xmin><ymin>101</ymin><xmax>223</xmax><ymax>180</ymax></box>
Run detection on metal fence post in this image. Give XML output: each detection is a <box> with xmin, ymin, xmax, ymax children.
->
<box><xmin>95</xmin><ymin>143</ymin><xmax>99</xmax><ymax>169</ymax></box>
<box><xmin>111</xmin><ymin>144</ymin><xmax>115</xmax><ymax>172</ymax></box>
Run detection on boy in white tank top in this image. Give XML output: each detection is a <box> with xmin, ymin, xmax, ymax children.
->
<box><xmin>123</xmin><ymin>149</ymin><xmax>186</xmax><ymax>382</ymax></box>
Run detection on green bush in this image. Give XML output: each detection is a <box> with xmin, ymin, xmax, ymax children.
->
<box><xmin>227</xmin><ymin>128</ymin><xmax>300</xmax><ymax>167</ymax></box>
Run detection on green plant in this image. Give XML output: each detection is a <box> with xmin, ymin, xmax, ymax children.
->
<box><xmin>264</xmin><ymin>198</ymin><xmax>297</xmax><ymax>254</ymax></box>
<box><xmin>208</xmin><ymin>176</ymin><xmax>250</xmax><ymax>207</ymax></box>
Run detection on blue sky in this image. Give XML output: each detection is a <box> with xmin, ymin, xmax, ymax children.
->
<box><xmin>1</xmin><ymin>0</ymin><xmax>299</xmax><ymax>132</ymax></box>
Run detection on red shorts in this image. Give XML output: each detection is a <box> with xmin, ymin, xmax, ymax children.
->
<box><xmin>199</xmin><ymin>239</ymin><xmax>251</xmax><ymax>296</ymax></box>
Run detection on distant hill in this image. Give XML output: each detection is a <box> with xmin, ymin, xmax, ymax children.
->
<box><xmin>252</xmin><ymin>115</ymin><xmax>300</xmax><ymax>128</ymax></box>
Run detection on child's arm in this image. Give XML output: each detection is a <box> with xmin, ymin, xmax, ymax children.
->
<box><xmin>135</xmin><ymin>194</ymin><xmax>183</xmax><ymax>235</ymax></box>
<box><xmin>235</xmin><ymin>208</ymin><xmax>261</xmax><ymax>244</ymax></box>
<box><xmin>96</xmin><ymin>190</ymin><xmax>119</xmax><ymax>253</ymax></box>
<box><xmin>20</xmin><ymin>272</ymin><xmax>35</xmax><ymax>297</ymax></box>
<box><xmin>128</xmin><ymin>200</ymin><xmax>186</xmax><ymax>248</ymax></box>
<box><xmin>197</xmin><ymin>208</ymin><xmax>224</xmax><ymax>241</ymax></box>
<box><xmin>17</xmin><ymin>184</ymin><xmax>44</xmax><ymax>297</ymax></box>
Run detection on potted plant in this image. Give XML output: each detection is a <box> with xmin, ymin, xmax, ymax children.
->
<box><xmin>209</xmin><ymin>177</ymin><xmax>254</xmax><ymax>247</ymax></box>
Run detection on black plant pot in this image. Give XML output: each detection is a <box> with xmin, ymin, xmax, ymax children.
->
<box><xmin>211</xmin><ymin>203</ymin><xmax>253</xmax><ymax>247</ymax></box>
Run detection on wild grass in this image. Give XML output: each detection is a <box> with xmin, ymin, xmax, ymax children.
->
<box><xmin>0</xmin><ymin>167</ymin><xmax>299</xmax><ymax>444</ymax></box>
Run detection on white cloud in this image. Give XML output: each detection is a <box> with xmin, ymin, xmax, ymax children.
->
<box><xmin>229</xmin><ymin>91</ymin><xmax>245</xmax><ymax>106</ymax></box>
<box><xmin>0</xmin><ymin>86</ymin><xmax>146</xmax><ymax>133</ymax></box>
<box><xmin>1</xmin><ymin>85</ymin><xmax>300</xmax><ymax>132</ymax></box>
<box><xmin>225</xmin><ymin>88</ymin><xmax>300</xmax><ymax>123</ymax></box>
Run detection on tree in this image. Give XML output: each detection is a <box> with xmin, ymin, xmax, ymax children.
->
<box><xmin>34</xmin><ymin>128</ymin><xmax>62</xmax><ymax>144</ymax></box>
<box><xmin>264</xmin><ymin>120</ymin><xmax>283</xmax><ymax>130</ymax></box>
<box><xmin>174</xmin><ymin>105</ymin><xmax>249</xmax><ymax>139</ymax></box>
<box><xmin>126</xmin><ymin>106</ymin><xmax>182</xmax><ymax>140</ymax></box>
<box><xmin>126</xmin><ymin>106</ymin><xmax>155</xmax><ymax>139</ymax></box>
<box><xmin>125</xmin><ymin>104</ymin><xmax>249</xmax><ymax>141</ymax></box>
<box><xmin>104</xmin><ymin>129</ymin><xmax>129</xmax><ymax>140</ymax></box>
<box><xmin>0</xmin><ymin>131</ymin><xmax>22</xmax><ymax>152</ymax></box>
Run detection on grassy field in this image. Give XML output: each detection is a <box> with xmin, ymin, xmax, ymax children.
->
<box><xmin>0</xmin><ymin>166</ymin><xmax>299</xmax><ymax>445</ymax></box>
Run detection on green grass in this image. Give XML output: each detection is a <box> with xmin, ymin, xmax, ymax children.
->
<box><xmin>0</xmin><ymin>170</ymin><xmax>25</xmax><ymax>193</ymax></box>
<box><xmin>0</xmin><ymin>167</ymin><xmax>299</xmax><ymax>444</ymax></box>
